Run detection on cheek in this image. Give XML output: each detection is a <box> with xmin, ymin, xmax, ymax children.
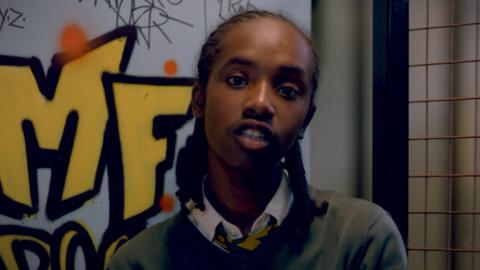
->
<box><xmin>203</xmin><ymin>91</ymin><xmax>237</xmax><ymax>140</ymax></box>
<box><xmin>204</xmin><ymin>87</ymin><xmax>241</xmax><ymax>121</ymax></box>
<box><xmin>277</xmin><ymin>108</ymin><xmax>308</xmax><ymax>140</ymax></box>
<box><xmin>204</xmin><ymin>98</ymin><xmax>227</xmax><ymax>126</ymax></box>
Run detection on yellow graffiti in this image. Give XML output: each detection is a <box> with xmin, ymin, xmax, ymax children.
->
<box><xmin>0</xmin><ymin>224</ymin><xmax>131</xmax><ymax>270</ymax></box>
<box><xmin>60</xmin><ymin>230</ymin><xmax>77</xmax><ymax>270</ymax></box>
<box><xmin>102</xmin><ymin>235</ymin><xmax>128</xmax><ymax>270</ymax></box>
<box><xmin>0</xmin><ymin>36</ymin><xmax>129</xmax><ymax>205</ymax></box>
<box><xmin>0</xmin><ymin>235</ymin><xmax>50</xmax><ymax>270</ymax></box>
<box><xmin>113</xmin><ymin>83</ymin><xmax>191</xmax><ymax>219</ymax></box>
<box><xmin>59</xmin><ymin>225</ymin><xmax>95</xmax><ymax>270</ymax></box>
<box><xmin>0</xmin><ymin>25</ymin><xmax>194</xmax><ymax>268</ymax></box>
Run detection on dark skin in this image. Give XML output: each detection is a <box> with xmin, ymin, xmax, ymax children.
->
<box><xmin>204</xmin><ymin>164</ymin><xmax>283</xmax><ymax>233</ymax></box>
<box><xmin>192</xmin><ymin>18</ymin><xmax>313</xmax><ymax>235</ymax></box>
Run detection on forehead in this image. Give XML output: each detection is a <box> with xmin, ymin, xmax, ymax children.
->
<box><xmin>216</xmin><ymin>18</ymin><xmax>312</xmax><ymax>74</ymax></box>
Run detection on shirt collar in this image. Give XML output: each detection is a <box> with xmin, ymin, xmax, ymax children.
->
<box><xmin>187</xmin><ymin>170</ymin><xmax>293</xmax><ymax>242</ymax></box>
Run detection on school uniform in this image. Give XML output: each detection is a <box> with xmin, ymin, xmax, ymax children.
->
<box><xmin>108</xmin><ymin>174</ymin><xmax>407</xmax><ymax>270</ymax></box>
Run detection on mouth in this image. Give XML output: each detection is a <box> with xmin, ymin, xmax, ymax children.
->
<box><xmin>233</xmin><ymin>121</ymin><xmax>274</xmax><ymax>150</ymax></box>
<box><xmin>240</xmin><ymin>128</ymin><xmax>266</xmax><ymax>141</ymax></box>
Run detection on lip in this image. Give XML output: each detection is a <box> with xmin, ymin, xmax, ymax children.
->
<box><xmin>233</xmin><ymin>120</ymin><xmax>274</xmax><ymax>151</ymax></box>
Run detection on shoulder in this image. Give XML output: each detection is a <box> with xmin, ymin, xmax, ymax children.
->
<box><xmin>308</xmin><ymin>186</ymin><xmax>393</xmax><ymax>232</ymax></box>
<box><xmin>305</xmin><ymin>186</ymin><xmax>407</xmax><ymax>269</ymax></box>
<box><xmin>107</xmin><ymin>215</ymin><xmax>180</xmax><ymax>270</ymax></box>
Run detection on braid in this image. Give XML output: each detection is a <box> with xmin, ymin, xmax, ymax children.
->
<box><xmin>285</xmin><ymin>140</ymin><xmax>329</xmax><ymax>248</ymax></box>
<box><xmin>175</xmin><ymin>118</ymin><xmax>207</xmax><ymax>214</ymax></box>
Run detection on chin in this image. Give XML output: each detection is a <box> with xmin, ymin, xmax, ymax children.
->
<box><xmin>232</xmin><ymin>154</ymin><xmax>282</xmax><ymax>173</ymax></box>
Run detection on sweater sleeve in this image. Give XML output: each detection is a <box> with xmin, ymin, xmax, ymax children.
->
<box><xmin>107</xmin><ymin>251</ymin><xmax>135</xmax><ymax>270</ymax></box>
<box><xmin>106</xmin><ymin>217</ymin><xmax>178</xmax><ymax>270</ymax></box>
<box><xmin>357</xmin><ymin>212</ymin><xmax>408</xmax><ymax>270</ymax></box>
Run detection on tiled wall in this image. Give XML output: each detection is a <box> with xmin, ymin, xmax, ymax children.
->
<box><xmin>409</xmin><ymin>0</ymin><xmax>480</xmax><ymax>269</ymax></box>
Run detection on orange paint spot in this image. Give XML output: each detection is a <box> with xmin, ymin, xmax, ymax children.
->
<box><xmin>164</xmin><ymin>59</ymin><xmax>177</xmax><ymax>76</ymax></box>
<box><xmin>60</xmin><ymin>24</ymin><xmax>88</xmax><ymax>58</ymax></box>
<box><xmin>159</xmin><ymin>194</ymin><xmax>175</xmax><ymax>212</ymax></box>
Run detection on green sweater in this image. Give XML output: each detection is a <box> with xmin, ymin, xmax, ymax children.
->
<box><xmin>108</xmin><ymin>189</ymin><xmax>407</xmax><ymax>269</ymax></box>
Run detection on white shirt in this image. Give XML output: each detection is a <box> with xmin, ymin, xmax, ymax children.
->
<box><xmin>187</xmin><ymin>171</ymin><xmax>293</xmax><ymax>244</ymax></box>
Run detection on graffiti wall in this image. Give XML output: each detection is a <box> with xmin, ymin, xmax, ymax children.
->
<box><xmin>0</xmin><ymin>1</ymin><xmax>310</xmax><ymax>269</ymax></box>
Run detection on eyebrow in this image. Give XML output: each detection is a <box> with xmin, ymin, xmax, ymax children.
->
<box><xmin>223</xmin><ymin>57</ymin><xmax>307</xmax><ymax>78</ymax></box>
<box><xmin>223</xmin><ymin>57</ymin><xmax>255</xmax><ymax>68</ymax></box>
<box><xmin>277</xmin><ymin>66</ymin><xmax>307</xmax><ymax>78</ymax></box>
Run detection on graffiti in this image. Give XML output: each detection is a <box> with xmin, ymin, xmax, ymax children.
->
<box><xmin>77</xmin><ymin>0</ymin><xmax>100</xmax><ymax>7</ymax></box>
<box><xmin>218</xmin><ymin>0</ymin><xmax>257</xmax><ymax>21</ymax></box>
<box><xmin>0</xmin><ymin>222</ymin><xmax>128</xmax><ymax>270</ymax></box>
<box><xmin>104</xmin><ymin>73</ymin><xmax>192</xmax><ymax>220</ymax></box>
<box><xmin>77</xmin><ymin>0</ymin><xmax>194</xmax><ymax>48</ymax></box>
<box><xmin>0</xmin><ymin>7</ymin><xmax>26</xmax><ymax>31</ymax></box>
<box><xmin>78</xmin><ymin>0</ymin><xmax>186</xmax><ymax>8</ymax></box>
<box><xmin>164</xmin><ymin>0</ymin><xmax>184</xmax><ymax>5</ymax></box>
<box><xmin>0</xmin><ymin>26</ymin><xmax>194</xmax><ymax>268</ymax></box>
<box><xmin>76</xmin><ymin>0</ymin><xmax>258</xmax><ymax>49</ymax></box>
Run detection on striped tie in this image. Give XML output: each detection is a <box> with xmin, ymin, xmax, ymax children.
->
<box><xmin>213</xmin><ymin>218</ymin><xmax>277</xmax><ymax>254</ymax></box>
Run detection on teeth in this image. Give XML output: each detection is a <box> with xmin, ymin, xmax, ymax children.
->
<box><xmin>242</xmin><ymin>129</ymin><xmax>265</xmax><ymax>139</ymax></box>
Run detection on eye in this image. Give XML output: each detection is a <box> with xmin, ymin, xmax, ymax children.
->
<box><xmin>277</xmin><ymin>85</ymin><xmax>300</xmax><ymax>100</ymax></box>
<box><xmin>226</xmin><ymin>75</ymin><xmax>247</xmax><ymax>88</ymax></box>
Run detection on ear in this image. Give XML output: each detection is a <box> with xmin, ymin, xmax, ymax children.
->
<box><xmin>191</xmin><ymin>83</ymin><xmax>206</xmax><ymax>118</ymax></box>
<box><xmin>298</xmin><ymin>105</ymin><xmax>316</xmax><ymax>139</ymax></box>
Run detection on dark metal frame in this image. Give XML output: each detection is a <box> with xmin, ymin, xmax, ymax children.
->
<box><xmin>372</xmin><ymin>0</ymin><xmax>409</xmax><ymax>244</ymax></box>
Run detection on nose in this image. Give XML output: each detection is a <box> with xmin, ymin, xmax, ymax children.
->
<box><xmin>242</xmin><ymin>81</ymin><xmax>275</xmax><ymax>121</ymax></box>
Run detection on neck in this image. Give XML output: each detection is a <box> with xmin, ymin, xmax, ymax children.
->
<box><xmin>206</xmin><ymin>151</ymin><xmax>282</xmax><ymax>234</ymax></box>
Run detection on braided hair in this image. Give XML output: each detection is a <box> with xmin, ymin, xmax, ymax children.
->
<box><xmin>175</xmin><ymin>10</ymin><xmax>328</xmax><ymax>248</ymax></box>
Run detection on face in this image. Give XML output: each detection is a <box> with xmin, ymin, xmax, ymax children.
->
<box><xmin>193</xmin><ymin>18</ymin><xmax>313</xmax><ymax>172</ymax></box>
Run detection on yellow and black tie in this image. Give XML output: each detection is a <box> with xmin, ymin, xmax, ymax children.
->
<box><xmin>213</xmin><ymin>218</ymin><xmax>277</xmax><ymax>254</ymax></box>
